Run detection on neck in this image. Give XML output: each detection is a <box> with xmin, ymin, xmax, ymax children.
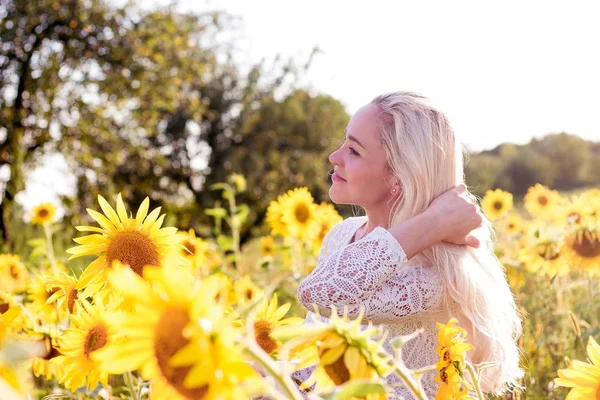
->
<box><xmin>362</xmin><ymin>202</ymin><xmax>394</xmax><ymax>233</ymax></box>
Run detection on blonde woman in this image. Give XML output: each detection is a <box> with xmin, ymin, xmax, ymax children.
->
<box><xmin>295</xmin><ymin>92</ymin><xmax>522</xmax><ymax>399</ymax></box>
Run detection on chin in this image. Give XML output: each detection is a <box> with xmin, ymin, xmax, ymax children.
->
<box><xmin>328</xmin><ymin>186</ymin><xmax>350</xmax><ymax>205</ymax></box>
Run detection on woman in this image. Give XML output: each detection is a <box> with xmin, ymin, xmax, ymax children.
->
<box><xmin>294</xmin><ymin>92</ymin><xmax>522</xmax><ymax>399</ymax></box>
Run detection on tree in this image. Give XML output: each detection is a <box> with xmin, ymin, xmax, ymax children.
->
<box><xmin>0</xmin><ymin>0</ymin><xmax>134</xmax><ymax>247</ymax></box>
<box><xmin>1</xmin><ymin>0</ymin><xmax>349</xmax><ymax>246</ymax></box>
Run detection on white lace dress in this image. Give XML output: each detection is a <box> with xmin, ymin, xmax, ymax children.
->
<box><xmin>292</xmin><ymin>216</ymin><xmax>455</xmax><ymax>400</ymax></box>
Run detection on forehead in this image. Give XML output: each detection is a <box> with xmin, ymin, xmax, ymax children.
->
<box><xmin>346</xmin><ymin>103</ymin><xmax>382</xmax><ymax>147</ymax></box>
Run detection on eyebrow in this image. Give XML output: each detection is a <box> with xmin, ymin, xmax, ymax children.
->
<box><xmin>344</xmin><ymin>128</ymin><xmax>366</xmax><ymax>150</ymax></box>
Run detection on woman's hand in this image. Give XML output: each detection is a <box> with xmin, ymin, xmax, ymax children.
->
<box><xmin>425</xmin><ymin>184</ymin><xmax>483</xmax><ymax>248</ymax></box>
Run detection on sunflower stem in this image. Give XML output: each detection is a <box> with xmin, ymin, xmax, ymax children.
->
<box><xmin>43</xmin><ymin>224</ymin><xmax>58</xmax><ymax>273</ymax></box>
<box><xmin>225</xmin><ymin>186</ymin><xmax>242</xmax><ymax>271</ymax></box>
<box><xmin>245</xmin><ymin>340</ymin><xmax>304</xmax><ymax>400</ymax></box>
<box><xmin>465</xmin><ymin>362</ymin><xmax>485</xmax><ymax>400</ymax></box>
<box><xmin>123</xmin><ymin>371</ymin><xmax>139</xmax><ymax>400</ymax></box>
<box><xmin>392</xmin><ymin>363</ymin><xmax>427</xmax><ymax>400</ymax></box>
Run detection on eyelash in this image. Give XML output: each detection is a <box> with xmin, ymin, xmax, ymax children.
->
<box><xmin>343</xmin><ymin>135</ymin><xmax>359</xmax><ymax>156</ymax></box>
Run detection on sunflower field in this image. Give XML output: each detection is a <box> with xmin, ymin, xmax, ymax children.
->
<box><xmin>0</xmin><ymin>177</ymin><xmax>599</xmax><ymax>400</ymax></box>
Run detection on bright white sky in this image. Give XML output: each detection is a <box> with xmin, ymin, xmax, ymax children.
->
<box><xmin>181</xmin><ymin>0</ymin><xmax>600</xmax><ymax>151</ymax></box>
<box><xmin>11</xmin><ymin>0</ymin><xmax>600</xmax><ymax>214</ymax></box>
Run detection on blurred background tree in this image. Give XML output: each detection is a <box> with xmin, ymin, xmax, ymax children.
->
<box><xmin>0</xmin><ymin>0</ymin><xmax>349</xmax><ymax>248</ymax></box>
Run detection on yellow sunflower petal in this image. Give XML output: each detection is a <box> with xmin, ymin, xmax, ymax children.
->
<box><xmin>97</xmin><ymin>195</ymin><xmax>122</xmax><ymax>227</ymax></box>
<box><xmin>135</xmin><ymin>197</ymin><xmax>150</xmax><ymax>228</ymax></box>
<box><xmin>116</xmin><ymin>194</ymin><xmax>129</xmax><ymax>223</ymax></box>
<box><xmin>320</xmin><ymin>344</ymin><xmax>347</xmax><ymax>365</ymax></box>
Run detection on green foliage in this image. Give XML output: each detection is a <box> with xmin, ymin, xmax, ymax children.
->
<box><xmin>466</xmin><ymin>133</ymin><xmax>599</xmax><ymax>197</ymax></box>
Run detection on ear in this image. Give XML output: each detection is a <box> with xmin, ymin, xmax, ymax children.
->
<box><xmin>390</xmin><ymin>181</ymin><xmax>401</xmax><ymax>195</ymax></box>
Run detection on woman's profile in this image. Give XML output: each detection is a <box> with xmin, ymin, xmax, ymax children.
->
<box><xmin>293</xmin><ymin>92</ymin><xmax>523</xmax><ymax>399</ymax></box>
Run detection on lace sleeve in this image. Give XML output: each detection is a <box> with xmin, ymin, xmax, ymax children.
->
<box><xmin>298</xmin><ymin>226</ymin><xmax>443</xmax><ymax>323</ymax></box>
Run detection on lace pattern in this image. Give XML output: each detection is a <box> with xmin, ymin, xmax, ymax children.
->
<box><xmin>295</xmin><ymin>217</ymin><xmax>448</xmax><ymax>400</ymax></box>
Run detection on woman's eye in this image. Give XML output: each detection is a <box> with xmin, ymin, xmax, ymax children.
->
<box><xmin>349</xmin><ymin>146</ymin><xmax>359</xmax><ymax>156</ymax></box>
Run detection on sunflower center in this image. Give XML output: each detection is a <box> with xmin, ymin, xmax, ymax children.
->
<box><xmin>439</xmin><ymin>366</ymin><xmax>449</xmax><ymax>383</ymax></box>
<box><xmin>43</xmin><ymin>337</ymin><xmax>62</xmax><ymax>360</ymax></box>
<box><xmin>9</xmin><ymin>264</ymin><xmax>19</xmax><ymax>278</ymax></box>
<box><xmin>154</xmin><ymin>307</ymin><xmax>208</xmax><ymax>399</ymax></box>
<box><xmin>568</xmin><ymin>212</ymin><xmax>581</xmax><ymax>224</ymax></box>
<box><xmin>254</xmin><ymin>320</ymin><xmax>277</xmax><ymax>354</ymax></box>
<box><xmin>442</xmin><ymin>348</ymin><xmax>451</xmax><ymax>362</ymax></box>
<box><xmin>46</xmin><ymin>287</ymin><xmax>60</xmax><ymax>300</ymax></box>
<box><xmin>67</xmin><ymin>288</ymin><xmax>78</xmax><ymax>314</ymax></box>
<box><xmin>571</xmin><ymin>232</ymin><xmax>600</xmax><ymax>258</ymax></box>
<box><xmin>0</xmin><ymin>303</ymin><xmax>8</xmax><ymax>314</ymax></box>
<box><xmin>493</xmin><ymin>201</ymin><xmax>503</xmax><ymax>211</ymax></box>
<box><xmin>537</xmin><ymin>243</ymin><xmax>561</xmax><ymax>261</ymax></box>
<box><xmin>37</xmin><ymin>209</ymin><xmax>49</xmax><ymax>218</ymax></box>
<box><xmin>294</xmin><ymin>204</ymin><xmax>310</xmax><ymax>224</ymax></box>
<box><xmin>261</xmin><ymin>244</ymin><xmax>273</xmax><ymax>255</ymax></box>
<box><xmin>321</xmin><ymin>350</ymin><xmax>350</xmax><ymax>385</ymax></box>
<box><xmin>537</xmin><ymin>196</ymin><xmax>548</xmax><ymax>206</ymax></box>
<box><xmin>182</xmin><ymin>241</ymin><xmax>196</xmax><ymax>256</ymax></box>
<box><xmin>245</xmin><ymin>289</ymin><xmax>254</xmax><ymax>300</ymax></box>
<box><xmin>106</xmin><ymin>232</ymin><xmax>160</xmax><ymax>276</ymax></box>
<box><xmin>84</xmin><ymin>324</ymin><xmax>108</xmax><ymax>359</ymax></box>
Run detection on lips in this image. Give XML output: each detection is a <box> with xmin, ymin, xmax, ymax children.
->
<box><xmin>332</xmin><ymin>172</ymin><xmax>346</xmax><ymax>182</ymax></box>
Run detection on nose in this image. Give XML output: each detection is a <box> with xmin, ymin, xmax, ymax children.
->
<box><xmin>329</xmin><ymin>146</ymin><xmax>343</xmax><ymax>167</ymax></box>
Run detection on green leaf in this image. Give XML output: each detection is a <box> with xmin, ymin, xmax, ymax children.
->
<box><xmin>205</xmin><ymin>207</ymin><xmax>227</xmax><ymax>219</ymax></box>
<box><xmin>322</xmin><ymin>379</ymin><xmax>387</xmax><ymax>400</ymax></box>
<box><xmin>216</xmin><ymin>235</ymin><xmax>233</xmax><ymax>251</ymax></box>
<box><xmin>209</xmin><ymin>183</ymin><xmax>230</xmax><ymax>191</ymax></box>
<box><xmin>27</xmin><ymin>238</ymin><xmax>46</xmax><ymax>248</ymax></box>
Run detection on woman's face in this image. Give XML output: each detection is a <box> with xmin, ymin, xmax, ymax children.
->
<box><xmin>328</xmin><ymin>103</ymin><xmax>397</xmax><ymax>207</ymax></box>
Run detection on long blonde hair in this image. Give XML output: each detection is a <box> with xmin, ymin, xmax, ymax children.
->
<box><xmin>371</xmin><ymin>92</ymin><xmax>523</xmax><ymax>394</ymax></box>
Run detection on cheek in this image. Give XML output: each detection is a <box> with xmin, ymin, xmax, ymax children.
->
<box><xmin>347</xmin><ymin>162</ymin><xmax>386</xmax><ymax>193</ymax></box>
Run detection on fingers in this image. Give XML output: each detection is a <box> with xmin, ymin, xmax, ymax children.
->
<box><xmin>465</xmin><ymin>234</ymin><xmax>481</xmax><ymax>249</ymax></box>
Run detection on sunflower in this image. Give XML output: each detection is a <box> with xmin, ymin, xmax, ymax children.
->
<box><xmin>434</xmin><ymin>318</ymin><xmax>473</xmax><ymax>400</ymax></box>
<box><xmin>0</xmin><ymin>362</ymin><xmax>31</xmax><ymax>396</ymax></box>
<box><xmin>27</xmin><ymin>326</ymin><xmax>64</xmax><ymax>381</ymax></box>
<box><xmin>94</xmin><ymin>264</ymin><xmax>257</xmax><ymax>400</ymax></box>
<box><xmin>582</xmin><ymin>188</ymin><xmax>600</xmax><ymax>217</ymax></box>
<box><xmin>27</xmin><ymin>275</ymin><xmax>60</xmax><ymax>324</ymax></box>
<box><xmin>203</xmin><ymin>272</ymin><xmax>234</xmax><ymax>305</ymax></box>
<box><xmin>233</xmin><ymin>275</ymin><xmax>264</xmax><ymax>307</ymax></box>
<box><xmin>52</xmin><ymin>295</ymin><xmax>117</xmax><ymax>391</ymax></box>
<box><xmin>481</xmin><ymin>189</ymin><xmax>513</xmax><ymax>220</ymax></box>
<box><xmin>280</xmin><ymin>188</ymin><xmax>319</xmax><ymax>240</ymax></box>
<box><xmin>562</xmin><ymin>223</ymin><xmax>600</xmax><ymax>274</ymax></box>
<box><xmin>555</xmin><ymin>193</ymin><xmax>595</xmax><ymax>227</ymax></box>
<box><xmin>45</xmin><ymin>271</ymin><xmax>84</xmax><ymax>315</ymax></box>
<box><xmin>519</xmin><ymin>234</ymin><xmax>568</xmax><ymax>277</ymax></box>
<box><xmin>311</xmin><ymin>202</ymin><xmax>343</xmax><ymax>253</ymax></box>
<box><xmin>0</xmin><ymin>254</ymin><xmax>29</xmax><ymax>294</ymax></box>
<box><xmin>272</xmin><ymin>307</ymin><xmax>392</xmax><ymax>394</ymax></box>
<box><xmin>67</xmin><ymin>193</ymin><xmax>188</xmax><ymax>290</ymax></box>
<box><xmin>524</xmin><ymin>184</ymin><xmax>561</xmax><ymax>219</ymax></box>
<box><xmin>0</xmin><ymin>288</ymin><xmax>14</xmax><ymax>314</ymax></box>
<box><xmin>31</xmin><ymin>202</ymin><xmax>57</xmax><ymax>225</ymax></box>
<box><xmin>259</xmin><ymin>236</ymin><xmax>276</xmax><ymax>258</ymax></box>
<box><xmin>554</xmin><ymin>335</ymin><xmax>600</xmax><ymax>399</ymax></box>
<box><xmin>500</xmin><ymin>214</ymin><xmax>526</xmax><ymax>236</ymax></box>
<box><xmin>266</xmin><ymin>194</ymin><xmax>290</xmax><ymax>237</ymax></box>
<box><xmin>249</xmin><ymin>293</ymin><xmax>303</xmax><ymax>355</ymax></box>
<box><xmin>179</xmin><ymin>228</ymin><xmax>211</xmax><ymax>276</ymax></box>
<box><xmin>0</xmin><ymin>305</ymin><xmax>20</xmax><ymax>344</ymax></box>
